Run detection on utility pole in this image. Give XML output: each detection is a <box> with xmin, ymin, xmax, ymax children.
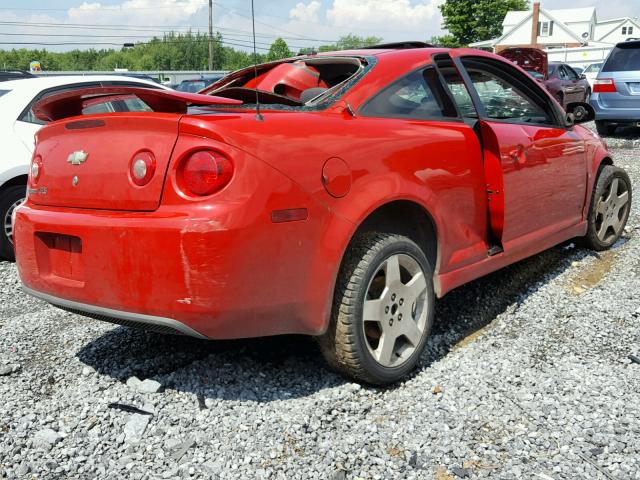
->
<box><xmin>208</xmin><ymin>0</ymin><xmax>213</xmax><ymax>71</ymax></box>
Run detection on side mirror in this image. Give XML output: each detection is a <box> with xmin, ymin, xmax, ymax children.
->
<box><xmin>579</xmin><ymin>74</ymin><xmax>587</xmax><ymax>80</ymax></box>
<box><xmin>566</xmin><ymin>102</ymin><xmax>595</xmax><ymax>124</ymax></box>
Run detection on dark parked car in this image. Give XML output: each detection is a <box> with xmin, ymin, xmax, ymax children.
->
<box><xmin>499</xmin><ymin>48</ymin><xmax>591</xmax><ymax>108</ymax></box>
<box><xmin>174</xmin><ymin>75</ymin><xmax>226</xmax><ymax>93</ymax></box>
<box><xmin>0</xmin><ymin>70</ymin><xmax>35</xmax><ymax>82</ymax></box>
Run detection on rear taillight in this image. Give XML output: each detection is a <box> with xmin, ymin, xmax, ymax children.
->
<box><xmin>594</xmin><ymin>78</ymin><xmax>617</xmax><ymax>93</ymax></box>
<box><xmin>30</xmin><ymin>156</ymin><xmax>43</xmax><ymax>186</ymax></box>
<box><xmin>178</xmin><ymin>150</ymin><xmax>233</xmax><ymax>196</ymax></box>
<box><xmin>129</xmin><ymin>151</ymin><xmax>156</xmax><ymax>186</ymax></box>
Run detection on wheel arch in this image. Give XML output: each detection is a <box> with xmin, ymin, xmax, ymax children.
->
<box><xmin>347</xmin><ymin>200</ymin><xmax>439</xmax><ymax>272</ymax></box>
<box><xmin>598</xmin><ymin>156</ymin><xmax>613</xmax><ymax>168</ymax></box>
<box><xmin>0</xmin><ymin>174</ymin><xmax>28</xmax><ymax>194</ymax></box>
<box><xmin>314</xmin><ymin>198</ymin><xmax>440</xmax><ymax>335</ymax></box>
<box><xmin>583</xmin><ymin>154</ymin><xmax>614</xmax><ymax>221</ymax></box>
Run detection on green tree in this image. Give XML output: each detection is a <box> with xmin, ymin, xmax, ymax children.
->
<box><xmin>317</xmin><ymin>34</ymin><xmax>383</xmax><ymax>52</ymax></box>
<box><xmin>440</xmin><ymin>0</ymin><xmax>529</xmax><ymax>46</ymax></box>
<box><xmin>267</xmin><ymin>38</ymin><xmax>292</xmax><ymax>61</ymax></box>
<box><xmin>428</xmin><ymin>34</ymin><xmax>460</xmax><ymax>48</ymax></box>
<box><xmin>0</xmin><ymin>31</ymin><xmax>267</xmax><ymax>73</ymax></box>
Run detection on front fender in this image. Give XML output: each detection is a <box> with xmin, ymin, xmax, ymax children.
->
<box><xmin>581</xmin><ymin>126</ymin><xmax>614</xmax><ymax>218</ymax></box>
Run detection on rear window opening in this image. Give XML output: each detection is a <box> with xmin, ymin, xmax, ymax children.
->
<box><xmin>207</xmin><ymin>56</ymin><xmax>365</xmax><ymax>107</ymax></box>
<box><xmin>603</xmin><ymin>42</ymin><xmax>640</xmax><ymax>72</ymax></box>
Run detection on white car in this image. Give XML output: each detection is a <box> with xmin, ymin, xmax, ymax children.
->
<box><xmin>0</xmin><ymin>75</ymin><xmax>168</xmax><ymax>260</ymax></box>
<box><xmin>582</xmin><ymin>62</ymin><xmax>604</xmax><ymax>89</ymax></box>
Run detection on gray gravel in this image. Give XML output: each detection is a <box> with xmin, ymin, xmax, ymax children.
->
<box><xmin>1</xmin><ymin>139</ymin><xmax>639</xmax><ymax>479</ymax></box>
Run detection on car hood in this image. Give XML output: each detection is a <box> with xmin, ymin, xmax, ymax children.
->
<box><xmin>499</xmin><ymin>48</ymin><xmax>548</xmax><ymax>80</ymax></box>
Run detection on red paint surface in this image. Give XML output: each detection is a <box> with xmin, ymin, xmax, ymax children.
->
<box><xmin>322</xmin><ymin>157</ymin><xmax>351</xmax><ymax>198</ymax></box>
<box><xmin>15</xmin><ymin>48</ymin><xmax>612</xmax><ymax>339</ymax></box>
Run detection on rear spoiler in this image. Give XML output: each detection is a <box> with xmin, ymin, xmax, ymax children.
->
<box><xmin>33</xmin><ymin>86</ymin><xmax>243</xmax><ymax>122</ymax></box>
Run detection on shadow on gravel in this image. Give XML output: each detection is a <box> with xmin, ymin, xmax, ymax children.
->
<box><xmin>77</xmin><ymin>242</ymin><xmax>597</xmax><ymax>399</ymax></box>
<box><xmin>417</xmin><ymin>242</ymin><xmax>598</xmax><ymax>372</ymax></box>
<box><xmin>77</xmin><ymin>328</ymin><xmax>347</xmax><ymax>401</ymax></box>
<box><xmin>604</xmin><ymin>125</ymin><xmax>640</xmax><ymax>140</ymax></box>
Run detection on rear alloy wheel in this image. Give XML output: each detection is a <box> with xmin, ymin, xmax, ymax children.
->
<box><xmin>582</xmin><ymin>165</ymin><xmax>631</xmax><ymax>251</ymax></box>
<box><xmin>595</xmin><ymin>121</ymin><xmax>617</xmax><ymax>136</ymax></box>
<box><xmin>0</xmin><ymin>185</ymin><xmax>26</xmax><ymax>261</ymax></box>
<box><xmin>318</xmin><ymin>233</ymin><xmax>434</xmax><ymax>385</ymax></box>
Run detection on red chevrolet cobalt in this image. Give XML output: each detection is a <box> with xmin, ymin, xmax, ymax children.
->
<box><xmin>14</xmin><ymin>44</ymin><xmax>632</xmax><ymax>385</ymax></box>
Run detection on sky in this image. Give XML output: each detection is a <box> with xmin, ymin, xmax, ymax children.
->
<box><xmin>0</xmin><ymin>0</ymin><xmax>638</xmax><ymax>53</ymax></box>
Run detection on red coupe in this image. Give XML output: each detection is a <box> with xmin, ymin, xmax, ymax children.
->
<box><xmin>14</xmin><ymin>44</ymin><xmax>632</xmax><ymax>385</ymax></box>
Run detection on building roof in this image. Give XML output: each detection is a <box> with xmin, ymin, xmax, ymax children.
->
<box><xmin>549</xmin><ymin>7</ymin><xmax>595</xmax><ymax>24</ymax></box>
<box><xmin>503</xmin><ymin>11</ymin><xmax>529</xmax><ymax>26</ymax></box>
<box><xmin>504</xmin><ymin>6</ymin><xmax>595</xmax><ymax>26</ymax></box>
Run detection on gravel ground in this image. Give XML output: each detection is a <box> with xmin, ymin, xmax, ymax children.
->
<box><xmin>1</xmin><ymin>139</ymin><xmax>639</xmax><ymax>479</ymax></box>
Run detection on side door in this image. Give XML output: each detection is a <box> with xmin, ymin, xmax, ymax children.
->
<box><xmin>562</xmin><ymin>65</ymin><xmax>587</xmax><ymax>103</ymax></box>
<box><xmin>356</xmin><ymin>64</ymin><xmax>491</xmax><ymax>272</ymax></box>
<box><xmin>445</xmin><ymin>54</ymin><xmax>587</xmax><ymax>250</ymax></box>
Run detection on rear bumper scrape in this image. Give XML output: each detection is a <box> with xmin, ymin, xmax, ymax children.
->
<box><xmin>23</xmin><ymin>286</ymin><xmax>207</xmax><ymax>339</ymax></box>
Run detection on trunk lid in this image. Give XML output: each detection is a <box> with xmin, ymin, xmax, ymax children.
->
<box><xmin>30</xmin><ymin>113</ymin><xmax>180</xmax><ymax>211</ymax></box>
<box><xmin>28</xmin><ymin>86</ymin><xmax>242</xmax><ymax>211</ymax></box>
<box><xmin>499</xmin><ymin>47</ymin><xmax>548</xmax><ymax>81</ymax></box>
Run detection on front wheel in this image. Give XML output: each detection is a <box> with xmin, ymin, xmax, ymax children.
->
<box><xmin>0</xmin><ymin>185</ymin><xmax>26</xmax><ymax>261</ymax></box>
<box><xmin>581</xmin><ymin>165</ymin><xmax>632</xmax><ymax>251</ymax></box>
<box><xmin>318</xmin><ymin>233</ymin><xmax>435</xmax><ymax>385</ymax></box>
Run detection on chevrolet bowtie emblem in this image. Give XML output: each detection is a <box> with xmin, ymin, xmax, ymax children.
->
<box><xmin>67</xmin><ymin>151</ymin><xmax>88</xmax><ymax>165</ymax></box>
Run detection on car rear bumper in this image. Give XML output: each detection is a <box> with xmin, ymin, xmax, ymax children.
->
<box><xmin>15</xmin><ymin>201</ymin><xmax>336</xmax><ymax>339</ymax></box>
<box><xmin>23</xmin><ymin>286</ymin><xmax>207</xmax><ymax>338</ymax></box>
<box><xmin>591</xmin><ymin>93</ymin><xmax>640</xmax><ymax>122</ymax></box>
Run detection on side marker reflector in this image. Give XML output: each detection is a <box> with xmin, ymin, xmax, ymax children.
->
<box><xmin>271</xmin><ymin>208</ymin><xmax>308</xmax><ymax>223</ymax></box>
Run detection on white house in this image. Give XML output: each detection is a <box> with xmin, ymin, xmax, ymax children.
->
<box><xmin>470</xmin><ymin>2</ymin><xmax>640</xmax><ymax>66</ymax></box>
<box><xmin>594</xmin><ymin>17</ymin><xmax>640</xmax><ymax>44</ymax></box>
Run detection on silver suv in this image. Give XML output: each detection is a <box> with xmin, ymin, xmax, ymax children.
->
<box><xmin>591</xmin><ymin>39</ymin><xmax>640</xmax><ymax>136</ymax></box>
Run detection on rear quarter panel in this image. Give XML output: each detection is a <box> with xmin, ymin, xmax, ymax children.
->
<box><xmin>181</xmin><ymin>109</ymin><xmax>489</xmax><ymax>299</ymax></box>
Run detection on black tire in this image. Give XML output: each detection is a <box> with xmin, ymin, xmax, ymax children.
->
<box><xmin>0</xmin><ymin>185</ymin><xmax>26</xmax><ymax>261</ymax></box>
<box><xmin>595</xmin><ymin>120</ymin><xmax>617</xmax><ymax>136</ymax></box>
<box><xmin>581</xmin><ymin>165</ymin><xmax>632</xmax><ymax>251</ymax></box>
<box><xmin>318</xmin><ymin>233</ymin><xmax>435</xmax><ymax>386</ymax></box>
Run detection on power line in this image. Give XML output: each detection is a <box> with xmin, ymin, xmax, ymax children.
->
<box><xmin>0</xmin><ymin>1</ymin><xmax>410</xmax><ymax>35</ymax></box>
<box><xmin>0</xmin><ymin>20</ymin><xmax>338</xmax><ymax>43</ymax></box>
<box><xmin>214</xmin><ymin>2</ymin><xmax>321</xmax><ymax>42</ymax></box>
<box><xmin>0</xmin><ymin>38</ymin><xmax>271</xmax><ymax>51</ymax></box>
<box><xmin>0</xmin><ymin>31</ymin><xmax>312</xmax><ymax>50</ymax></box>
<box><xmin>0</xmin><ymin>4</ymin><xmax>209</xmax><ymax>11</ymax></box>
